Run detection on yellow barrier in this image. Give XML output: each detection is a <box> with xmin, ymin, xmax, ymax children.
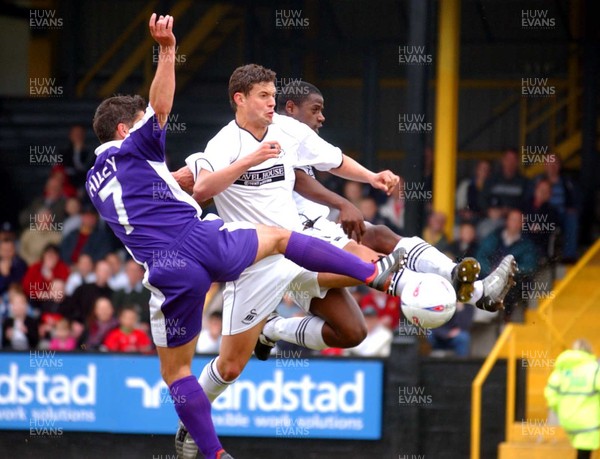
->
<box><xmin>471</xmin><ymin>238</ymin><xmax>600</xmax><ymax>459</ymax></box>
<box><xmin>471</xmin><ymin>324</ymin><xmax>515</xmax><ymax>459</ymax></box>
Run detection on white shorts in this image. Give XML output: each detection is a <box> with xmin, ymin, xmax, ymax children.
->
<box><xmin>300</xmin><ymin>216</ymin><xmax>352</xmax><ymax>249</ymax></box>
<box><xmin>221</xmin><ymin>255</ymin><xmax>328</xmax><ymax>335</ymax></box>
<box><xmin>221</xmin><ymin>218</ymin><xmax>352</xmax><ymax>336</ymax></box>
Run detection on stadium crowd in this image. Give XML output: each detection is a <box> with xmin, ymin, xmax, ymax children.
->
<box><xmin>0</xmin><ymin>127</ymin><xmax>580</xmax><ymax>358</ymax></box>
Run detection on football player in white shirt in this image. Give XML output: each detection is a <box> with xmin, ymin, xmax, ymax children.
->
<box><xmin>277</xmin><ymin>80</ymin><xmax>518</xmax><ymax>305</ymax></box>
<box><xmin>172</xmin><ymin>65</ymin><xmax>516</xmax><ymax>456</ymax></box>
<box><xmin>266</xmin><ymin>80</ymin><xmax>517</xmax><ymax>353</ymax></box>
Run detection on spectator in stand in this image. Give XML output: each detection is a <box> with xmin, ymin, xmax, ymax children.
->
<box><xmin>60</xmin><ymin>202</ymin><xmax>114</xmax><ymax>264</ymax></box>
<box><xmin>379</xmin><ymin>179</ymin><xmax>405</xmax><ymax>234</ymax></box>
<box><xmin>1</xmin><ymin>291</ymin><xmax>39</xmax><ymax>350</ymax></box>
<box><xmin>37</xmin><ymin>279</ymin><xmax>68</xmax><ymax>345</ymax></box>
<box><xmin>428</xmin><ymin>302</ymin><xmax>474</xmax><ymax>357</ymax></box>
<box><xmin>537</xmin><ymin>154</ymin><xmax>580</xmax><ymax>262</ymax></box>
<box><xmin>422</xmin><ymin>211</ymin><xmax>451</xmax><ymax>254</ymax></box>
<box><xmin>84</xmin><ymin>296</ymin><xmax>119</xmax><ymax>351</ymax></box>
<box><xmin>103</xmin><ymin>306</ymin><xmax>152</xmax><ymax>353</ymax></box>
<box><xmin>482</xmin><ymin>148</ymin><xmax>530</xmax><ymax>212</ymax></box>
<box><xmin>448</xmin><ymin>222</ymin><xmax>479</xmax><ymax>261</ymax></box>
<box><xmin>61</xmin><ymin>197</ymin><xmax>82</xmax><ymax>238</ymax></box>
<box><xmin>0</xmin><ymin>236</ymin><xmax>27</xmax><ymax>296</ymax></box>
<box><xmin>19</xmin><ymin>208</ymin><xmax>63</xmax><ymax>265</ymax></box>
<box><xmin>342</xmin><ymin>181</ymin><xmax>364</xmax><ymax>207</ymax></box>
<box><xmin>522</xmin><ymin>179</ymin><xmax>561</xmax><ymax>264</ymax></box>
<box><xmin>0</xmin><ymin>222</ymin><xmax>18</xmax><ymax>245</ymax></box>
<box><xmin>18</xmin><ymin>175</ymin><xmax>67</xmax><ymax>229</ymax></box>
<box><xmin>62</xmin><ymin>259</ymin><xmax>113</xmax><ymax>340</ymax></box>
<box><xmin>329</xmin><ymin>180</ymin><xmax>365</xmax><ymax>223</ymax></box>
<box><xmin>347</xmin><ymin>306</ymin><xmax>393</xmax><ymax>357</ymax></box>
<box><xmin>0</xmin><ymin>284</ymin><xmax>24</xmax><ymax>332</ymax></box>
<box><xmin>477</xmin><ymin>209</ymin><xmax>538</xmax><ymax>318</ymax></box>
<box><xmin>456</xmin><ymin>160</ymin><xmax>491</xmax><ymax>223</ymax></box>
<box><xmin>49</xmin><ymin>166</ymin><xmax>77</xmax><ymax>199</ymax></box>
<box><xmin>48</xmin><ymin>318</ymin><xmax>77</xmax><ymax>351</ymax></box>
<box><xmin>112</xmin><ymin>259</ymin><xmax>150</xmax><ymax>325</ymax></box>
<box><xmin>358</xmin><ymin>196</ymin><xmax>389</xmax><ymax>227</ymax></box>
<box><xmin>105</xmin><ymin>252</ymin><xmax>129</xmax><ymax>291</ymax></box>
<box><xmin>359</xmin><ymin>288</ymin><xmax>400</xmax><ymax>330</ymax></box>
<box><xmin>37</xmin><ymin>278</ymin><xmax>67</xmax><ymax>317</ymax></box>
<box><xmin>476</xmin><ymin>198</ymin><xmax>506</xmax><ymax>240</ymax></box>
<box><xmin>65</xmin><ymin>253</ymin><xmax>96</xmax><ymax>296</ymax></box>
<box><xmin>61</xmin><ymin>124</ymin><xmax>92</xmax><ymax>189</ymax></box>
<box><xmin>196</xmin><ymin>311</ymin><xmax>222</xmax><ymax>354</ymax></box>
<box><xmin>22</xmin><ymin>244</ymin><xmax>70</xmax><ymax>309</ymax></box>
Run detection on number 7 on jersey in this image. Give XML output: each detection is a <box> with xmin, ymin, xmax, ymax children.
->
<box><xmin>99</xmin><ymin>176</ymin><xmax>134</xmax><ymax>235</ymax></box>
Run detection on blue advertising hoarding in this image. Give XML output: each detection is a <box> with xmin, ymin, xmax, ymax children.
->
<box><xmin>0</xmin><ymin>352</ymin><xmax>383</xmax><ymax>439</ymax></box>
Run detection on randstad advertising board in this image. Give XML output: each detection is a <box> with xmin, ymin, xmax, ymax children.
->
<box><xmin>0</xmin><ymin>352</ymin><xmax>383</xmax><ymax>439</ymax></box>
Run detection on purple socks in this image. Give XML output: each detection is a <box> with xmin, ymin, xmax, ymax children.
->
<box><xmin>284</xmin><ymin>232</ymin><xmax>375</xmax><ymax>282</ymax></box>
<box><xmin>170</xmin><ymin>375</ymin><xmax>222</xmax><ymax>459</ymax></box>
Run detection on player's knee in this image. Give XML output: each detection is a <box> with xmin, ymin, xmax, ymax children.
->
<box><xmin>257</xmin><ymin>224</ymin><xmax>290</xmax><ymax>255</ymax></box>
<box><xmin>365</xmin><ymin>225</ymin><xmax>399</xmax><ymax>254</ymax></box>
<box><xmin>348</xmin><ymin>322</ymin><xmax>368</xmax><ymax>347</ymax></box>
<box><xmin>336</xmin><ymin>321</ymin><xmax>367</xmax><ymax>348</ymax></box>
<box><xmin>218</xmin><ymin>360</ymin><xmax>245</xmax><ymax>382</ymax></box>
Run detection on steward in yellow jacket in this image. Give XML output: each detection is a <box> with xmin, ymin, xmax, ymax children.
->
<box><xmin>545</xmin><ymin>341</ymin><xmax>600</xmax><ymax>454</ymax></box>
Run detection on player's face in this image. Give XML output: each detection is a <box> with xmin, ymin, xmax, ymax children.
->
<box><xmin>239</xmin><ymin>82</ymin><xmax>277</xmax><ymax>127</ymax></box>
<box><xmin>295</xmin><ymin>94</ymin><xmax>325</xmax><ymax>133</ymax></box>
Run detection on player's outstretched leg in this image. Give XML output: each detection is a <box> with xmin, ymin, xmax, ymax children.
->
<box><xmin>254</xmin><ymin>287</ymin><xmax>367</xmax><ymax>361</ymax></box>
<box><xmin>255</xmin><ymin>225</ymin><xmax>405</xmax><ymax>291</ymax></box>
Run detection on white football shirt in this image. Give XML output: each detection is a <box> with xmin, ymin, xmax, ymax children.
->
<box><xmin>186</xmin><ymin>113</ymin><xmax>342</xmax><ymax>230</ymax></box>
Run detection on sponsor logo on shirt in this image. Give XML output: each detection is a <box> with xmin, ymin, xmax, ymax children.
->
<box><xmin>234</xmin><ymin>165</ymin><xmax>285</xmax><ymax>187</ymax></box>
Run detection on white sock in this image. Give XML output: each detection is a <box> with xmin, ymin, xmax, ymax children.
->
<box><xmin>198</xmin><ymin>357</ymin><xmax>236</xmax><ymax>403</ymax></box>
<box><xmin>395</xmin><ymin>237</ymin><xmax>455</xmax><ymax>281</ymax></box>
<box><xmin>264</xmin><ymin>315</ymin><xmax>328</xmax><ymax>350</ymax></box>
<box><xmin>388</xmin><ymin>268</ymin><xmax>421</xmax><ymax>297</ymax></box>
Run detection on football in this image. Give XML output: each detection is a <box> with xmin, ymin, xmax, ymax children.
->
<box><xmin>401</xmin><ymin>273</ymin><xmax>457</xmax><ymax>329</ymax></box>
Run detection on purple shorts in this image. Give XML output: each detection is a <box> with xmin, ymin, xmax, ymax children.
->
<box><xmin>145</xmin><ymin>216</ymin><xmax>258</xmax><ymax>347</ymax></box>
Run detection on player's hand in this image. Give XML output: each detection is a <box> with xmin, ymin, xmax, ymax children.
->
<box><xmin>244</xmin><ymin>142</ymin><xmax>282</xmax><ymax>167</ymax></box>
<box><xmin>149</xmin><ymin>13</ymin><xmax>176</xmax><ymax>48</ymax></box>
<box><xmin>172</xmin><ymin>166</ymin><xmax>194</xmax><ymax>194</ymax></box>
<box><xmin>338</xmin><ymin>200</ymin><xmax>366</xmax><ymax>243</ymax></box>
<box><xmin>370</xmin><ymin>170</ymin><xmax>399</xmax><ymax>195</ymax></box>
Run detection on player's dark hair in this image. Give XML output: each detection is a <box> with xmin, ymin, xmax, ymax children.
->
<box><xmin>276</xmin><ymin>81</ymin><xmax>322</xmax><ymax>113</ymax></box>
<box><xmin>228</xmin><ymin>64</ymin><xmax>276</xmax><ymax>112</ymax></box>
<box><xmin>93</xmin><ymin>95</ymin><xmax>146</xmax><ymax>143</ymax></box>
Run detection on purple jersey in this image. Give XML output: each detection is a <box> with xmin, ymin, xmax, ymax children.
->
<box><xmin>86</xmin><ymin>105</ymin><xmax>202</xmax><ymax>264</ymax></box>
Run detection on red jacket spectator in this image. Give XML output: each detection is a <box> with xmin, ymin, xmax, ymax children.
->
<box><xmin>103</xmin><ymin>328</ymin><xmax>151</xmax><ymax>352</ymax></box>
<box><xmin>103</xmin><ymin>307</ymin><xmax>152</xmax><ymax>353</ymax></box>
<box><xmin>360</xmin><ymin>289</ymin><xmax>401</xmax><ymax>330</ymax></box>
<box><xmin>22</xmin><ymin>244</ymin><xmax>70</xmax><ymax>303</ymax></box>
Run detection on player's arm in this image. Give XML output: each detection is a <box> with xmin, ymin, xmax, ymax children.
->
<box><xmin>330</xmin><ymin>154</ymin><xmax>399</xmax><ymax>196</ymax></box>
<box><xmin>294</xmin><ymin>169</ymin><xmax>366</xmax><ymax>241</ymax></box>
<box><xmin>190</xmin><ymin>142</ymin><xmax>281</xmax><ymax>202</ymax></box>
<box><xmin>295</xmin><ymin>122</ymin><xmax>398</xmax><ymax>196</ymax></box>
<box><xmin>148</xmin><ymin>14</ymin><xmax>176</xmax><ymax>129</ymax></box>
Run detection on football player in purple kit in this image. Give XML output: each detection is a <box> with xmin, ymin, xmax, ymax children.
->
<box><xmin>86</xmin><ymin>13</ymin><xmax>403</xmax><ymax>459</ymax></box>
